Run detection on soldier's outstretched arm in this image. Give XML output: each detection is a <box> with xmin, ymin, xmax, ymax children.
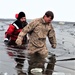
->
<box><xmin>15</xmin><ymin>20</ymin><xmax>38</xmax><ymax>45</ymax></box>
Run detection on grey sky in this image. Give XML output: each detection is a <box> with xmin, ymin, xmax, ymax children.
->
<box><xmin>0</xmin><ymin>0</ymin><xmax>75</xmax><ymax>22</ymax></box>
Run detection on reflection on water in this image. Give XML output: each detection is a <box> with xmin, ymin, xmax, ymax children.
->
<box><xmin>14</xmin><ymin>50</ymin><xmax>26</xmax><ymax>75</ymax></box>
<box><xmin>28</xmin><ymin>52</ymin><xmax>56</xmax><ymax>75</ymax></box>
<box><xmin>6</xmin><ymin>47</ymin><xmax>56</xmax><ymax>75</ymax></box>
<box><xmin>6</xmin><ymin>47</ymin><xmax>28</xmax><ymax>75</ymax></box>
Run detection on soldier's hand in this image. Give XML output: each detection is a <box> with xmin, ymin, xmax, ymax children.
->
<box><xmin>51</xmin><ymin>44</ymin><xmax>56</xmax><ymax>49</ymax></box>
<box><xmin>15</xmin><ymin>38</ymin><xmax>22</xmax><ymax>46</ymax></box>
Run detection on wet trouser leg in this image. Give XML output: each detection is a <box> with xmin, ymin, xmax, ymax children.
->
<box><xmin>15</xmin><ymin>55</ymin><xmax>25</xmax><ymax>69</ymax></box>
<box><xmin>14</xmin><ymin>50</ymin><xmax>26</xmax><ymax>75</ymax></box>
<box><xmin>28</xmin><ymin>52</ymin><xmax>45</xmax><ymax>75</ymax></box>
<box><xmin>45</xmin><ymin>55</ymin><xmax>56</xmax><ymax>75</ymax></box>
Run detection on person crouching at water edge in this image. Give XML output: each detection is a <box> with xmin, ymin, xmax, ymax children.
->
<box><xmin>4</xmin><ymin>11</ymin><xmax>28</xmax><ymax>47</ymax></box>
<box><xmin>15</xmin><ymin>10</ymin><xmax>57</xmax><ymax>74</ymax></box>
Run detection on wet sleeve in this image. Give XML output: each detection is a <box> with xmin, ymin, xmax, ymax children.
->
<box><xmin>47</xmin><ymin>24</ymin><xmax>57</xmax><ymax>48</ymax></box>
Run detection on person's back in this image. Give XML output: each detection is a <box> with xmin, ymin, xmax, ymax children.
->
<box><xmin>4</xmin><ymin>11</ymin><xmax>28</xmax><ymax>47</ymax></box>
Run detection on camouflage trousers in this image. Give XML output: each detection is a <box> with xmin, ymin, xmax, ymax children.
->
<box><xmin>28</xmin><ymin>53</ymin><xmax>56</xmax><ymax>75</ymax></box>
<box><xmin>28</xmin><ymin>43</ymin><xmax>48</xmax><ymax>58</ymax></box>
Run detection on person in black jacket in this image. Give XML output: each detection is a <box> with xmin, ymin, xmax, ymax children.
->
<box><xmin>4</xmin><ymin>11</ymin><xmax>28</xmax><ymax>47</ymax></box>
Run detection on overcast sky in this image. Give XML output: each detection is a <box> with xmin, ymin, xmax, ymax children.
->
<box><xmin>0</xmin><ymin>0</ymin><xmax>75</xmax><ymax>22</ymax></box>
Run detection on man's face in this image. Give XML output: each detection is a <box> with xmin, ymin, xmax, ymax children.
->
<box><xmin>44</xmin><ymin>15</ymin><xmax>52</xmax><ymax>23</ymax></box>
<box><xmin>20</xmin><ymin>17</ymin><xmax>26</xmax><ymax>22</ymax></box>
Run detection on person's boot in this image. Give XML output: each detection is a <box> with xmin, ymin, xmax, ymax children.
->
<box><xmin>31</xmin><ymin>68</ymin><xmax>43</xmax><ymax>75</ymax></box>
<box><xmin>45</xmin><ymin>55</ymin><xmax>56</xmax><ymax>75</ymax></box>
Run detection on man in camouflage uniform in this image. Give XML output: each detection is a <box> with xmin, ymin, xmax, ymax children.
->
<box><xmin>16</xmin><ymin>11</ymin><xmax>57</xmax><ymax>74</ymax></box>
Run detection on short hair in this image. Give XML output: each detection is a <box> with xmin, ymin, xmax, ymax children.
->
<box><xmin>45</xmin><ymin>11</ymin><xmax>54</xmax><ymax>19</ymax></box>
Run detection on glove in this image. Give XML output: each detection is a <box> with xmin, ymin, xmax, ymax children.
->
<box><xmin>15</xmin><ymin>37</ymin><xmax>22</xmax><ymax>46</ymax></box>
<box><xmin>4</xmin><ymin>38</ymin><xmax>9</xmax><ymax>45</ymax></box>
<box><xmin>51</xmin><ymin>44</ymin><xmax>56</xmax><ymax>49</ymax></box>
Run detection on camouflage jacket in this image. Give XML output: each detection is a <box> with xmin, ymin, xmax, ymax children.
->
<box><xmin>18</xmin><ymin>17</ymin><xmax>56</xmax><ymax>48</ymax></box>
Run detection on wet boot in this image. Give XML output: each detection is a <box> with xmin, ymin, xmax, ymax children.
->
<box><xmin>28</xmin><ymin>52</ymin><xmax>45</xmax><ymax>75</ymax></box>
<box><xmin>45</xmin><ymin>55</ymin><xmax>56</xmax><ymax>75</ymax></box>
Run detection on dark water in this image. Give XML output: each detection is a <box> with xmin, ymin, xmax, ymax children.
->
<box><xmin>0</xmin><ymin>21</ymin><xmax>75</xmax><ymax>75</ymax></box>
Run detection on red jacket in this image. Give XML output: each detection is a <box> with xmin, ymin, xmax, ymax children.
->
<box><xmin>5</xmin><ymin>24</ymin><xmax>22</xmax><ymax>41</ymax></box>
<box><xmin>5</xmin><ymin>20</ymin><xmax>28</xmax><ymax>41</ymax></box>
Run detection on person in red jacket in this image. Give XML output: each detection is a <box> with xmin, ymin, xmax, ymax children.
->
<box><xmin>4</xmin><ymin>12</ymin><xmax>28</xmax><ymax>74</ymax></box>
<box><xmin>4</xmin><ymin>11</ymin><xmax>28</xmax><ymax>47</ymax></box>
